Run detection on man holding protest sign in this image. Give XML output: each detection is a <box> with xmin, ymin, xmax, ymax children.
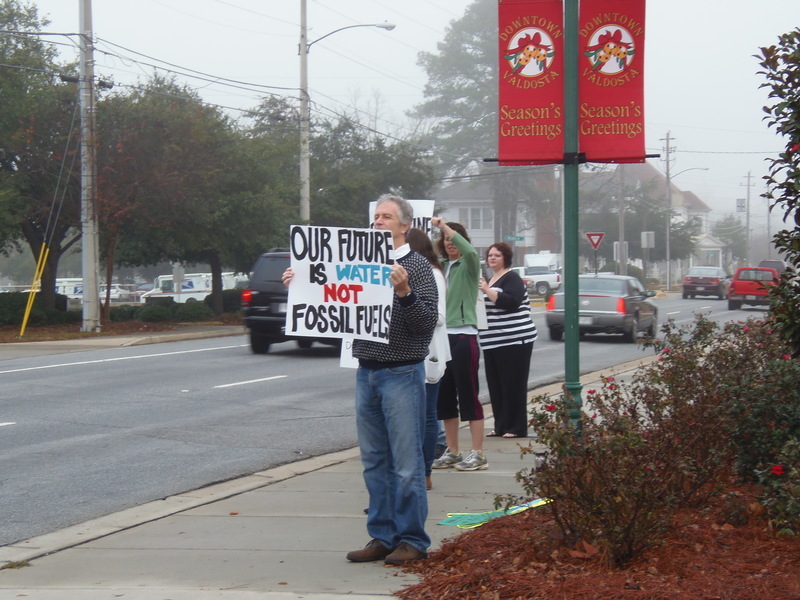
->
<box><xmin>346</xmin><ymin>194</ymin><xmax>439</xmax><ymax>565</ymax></box>
<box><xmin>281</xmin><ymin>194</ymin><xmax>438</xmax><ymax>565</ymax></box>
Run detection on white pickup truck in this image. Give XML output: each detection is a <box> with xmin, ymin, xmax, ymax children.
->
<box><xmin>511</xmin><ymin>266</ymin><xmax>562</xmax><ymax>296</ymax></box>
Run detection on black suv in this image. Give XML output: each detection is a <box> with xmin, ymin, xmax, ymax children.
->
<box><xmin>241</xmin><ymin>250</ymin><xmax>340</xmax><ymax>354</ymax></box>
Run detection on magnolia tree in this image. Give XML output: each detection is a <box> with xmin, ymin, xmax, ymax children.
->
<box><xmin>759</xmin><ymin>28</ymin><xmax>800</xmax><ymax>357</ymax></box>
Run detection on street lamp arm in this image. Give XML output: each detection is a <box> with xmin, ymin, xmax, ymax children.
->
<box><xmin>669</xmin><ymin>167</ymin><xmax>709</xmax><ymax>181</ymax></box>
<box><xmin>307</xmin><ymin>22</ymin><xmax>395</xmax><ymax>51</ymax></box>
<box><xmin>297</xmin><ymin>4</ymin><xmax>395</xmax><ymax>223</ymax></box>
<box><xmin>664</xmin><ymin>166</ymin><xmax>709</xmax><ymax>291</ymax></box>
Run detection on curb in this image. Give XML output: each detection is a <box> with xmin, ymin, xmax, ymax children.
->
<box><xmin>123</xmin><ymin>326</ymin><xmax>246</xmax><ymax>347</ymax></box>
<box><xmin>0</xmin><ymin>448</ymin><xmax>360</xmax><ymax>566</ymax></box>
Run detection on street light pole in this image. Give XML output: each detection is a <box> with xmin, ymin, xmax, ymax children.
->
<box><xmin>664</xmin><ymin>163</ymin><xmax>709</xmax><ymax>290</ymax></box>
<box><xmin>298</xmin><ymin>0</ymin><xmax>395</xmax><ymax>222</ymax></box>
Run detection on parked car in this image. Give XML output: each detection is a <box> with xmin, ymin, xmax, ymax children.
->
<box><xmin>727</xmin><ymin>266</ymin><xmax>779</xmax><ymax>310</ymax></box>
<box><xmin>241</xmin><ymin>249</ymin><xmax>340</xmax><ymax>354</ymax></box>
<box><xmin>757</xmin><ymin>259</ymin><xmax>792</xmax><ymax>274</ymax></box>
<box><xmin>99</xmin><ymin>284</ymin><xmax>132</xmax><ymax>302</ymax></box>
<box><xmin>523</xmin><ymin>265</ymin><xmax>561</xmax><ymax>296</ymax></box>
<box><xmin>545</xmin><ymin>274</ymin><xmax>658</xmax><ymax>343</ymax></box>
<box><xmin>682</xmin><ymin>266</ymin><xmax>730</xmax><ymax>299</ymax></box>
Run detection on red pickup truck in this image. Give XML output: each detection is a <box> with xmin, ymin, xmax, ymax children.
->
<box><xmin>727</xmin><ymin>266</ymin><xmax>779</xmax><ymax>310</ymax></box>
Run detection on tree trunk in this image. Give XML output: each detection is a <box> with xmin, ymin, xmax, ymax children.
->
<box><xmin>102</xmin><ymin>238</ymin><xmax>119</xmax><ymax>323</ymax></box>
<box><xmin>21</xmin><ymin>222</ymin><xmax>60</xmax><ymax>310</ymax></box>
<box><xmin>208</xmin><ymin>251</ymin><xmax>224</xmax><ymax>315</ymax></box>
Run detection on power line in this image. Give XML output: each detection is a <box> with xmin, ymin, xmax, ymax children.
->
<box><xmin>677</xmin><ymin>149</ymin><xmax>780</xmax><ymax>155</ymax></box>
<box><xmin>94</xmin><ymin>37</ymin><xmax>299</xmax><ymax>93</ymax></box>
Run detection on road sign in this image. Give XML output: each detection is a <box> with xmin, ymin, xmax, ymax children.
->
<box><xmin>504</xmin><ymin>235</ymin><xmax>524</xmax><ymax>242</ymax></box>
<box><xmin>586</xmin><ymin>232</ymin><xmax>605</xmax><ymax>250</ymax></box>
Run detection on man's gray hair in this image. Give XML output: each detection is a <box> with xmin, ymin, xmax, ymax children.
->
<box><xmin>376</xmin><ymin>194</ymin><xmax>414</xmax><ymax>225</ymax></box>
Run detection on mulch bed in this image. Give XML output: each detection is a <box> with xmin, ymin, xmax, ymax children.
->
<box><xmin>395</xmin><ymin>483</ymin><xmax>800</xmax><ymax>600</ymax></box>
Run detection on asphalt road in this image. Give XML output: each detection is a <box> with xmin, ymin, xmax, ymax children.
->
<box><xmin>0</xmin><ymin>294</ymin><xmax>761</xmax><ymax>547</ymax></box>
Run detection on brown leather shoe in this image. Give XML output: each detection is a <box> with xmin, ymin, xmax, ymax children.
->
<box><xmin>426</xmin><ymin>476</ymin><xmax>432</xmax><ymax>490</ymax></box>
<box><xmin>346</xmin><ymin>539</ymin><xmax>393</xmax><ymax>562</ymax></box>
<box><xmin>384</xmin><ymin>541</ymin><xmax>428</xmax><ymax>565</ymax></box>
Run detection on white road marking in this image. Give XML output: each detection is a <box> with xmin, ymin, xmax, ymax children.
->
<box><xmin>214</xmin><ymin>375</ymin><xmax>287</xmax><ymax>389</ymax></box>
<box><xmin>0</xmin><ymin>422</ymin><xmax>16</xmax><ymax>427</ymax></box>
<box><xmin>0</xmin><ymin>344</ymin><xmax>247</xmax><ymax>375</ymax></box>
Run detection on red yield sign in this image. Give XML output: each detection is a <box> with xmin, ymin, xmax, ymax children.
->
<box><xmin>586</xmin><ymin>232</ymin><xmax>605</xmax><ymax>250</ymax></box>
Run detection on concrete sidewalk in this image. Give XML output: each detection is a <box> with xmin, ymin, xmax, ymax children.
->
<box><xmin>0</xmin><ymin>329</ymin><xmax>655</xmax><ymax>599</ymax></box>
<box><xmin>0</xmin><ymin>325</ymin><xmax>245</xmax><ymax>361</ymax></box>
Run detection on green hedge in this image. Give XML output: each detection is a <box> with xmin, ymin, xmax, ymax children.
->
<box><xmin>0</xmin><ymin>292</ymin><xmax>69</xmax><ymax>326</ymax></box>
<box><xmin>175</xmin><ymin>301</ymin><xmax>214</xmax><ymax>321</ymax></box>
<box><xmin>204</xmin><ymin>289</ymin><xmax>242</xmax><ymax>313</ymax></box>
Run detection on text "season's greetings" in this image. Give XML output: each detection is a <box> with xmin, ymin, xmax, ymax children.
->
<box><xmin>285</xmin><ymin>225</ymin><xmax>395</xmax><ymax>343</ymax></box>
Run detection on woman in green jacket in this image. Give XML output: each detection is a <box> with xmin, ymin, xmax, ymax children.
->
<box><xmin>429</xmin><ymin>217</ymin><xmax>487</xmax><ymax>472</ymax></box>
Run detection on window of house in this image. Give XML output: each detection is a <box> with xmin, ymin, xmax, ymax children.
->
<box><xmin>458</xmin><ymin>207</ymin><xmax>494</xmax><ymax>231</ymax></box>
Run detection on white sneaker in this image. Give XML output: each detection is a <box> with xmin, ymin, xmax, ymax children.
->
<box><xmin>454</xmin><ymin>450</ymin><xmax>488</xmax><ymax>471</ymax></box>
<box><xmin>431</xmin><ymin>449</ymin><xmax>462</xmax><ymax>469</ymax></box>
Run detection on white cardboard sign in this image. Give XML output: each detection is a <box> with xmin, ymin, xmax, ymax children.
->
<box><xmin>286</xmin><ymin>225</ymin><xmax>394</xmax><ymax>344</ymax></box>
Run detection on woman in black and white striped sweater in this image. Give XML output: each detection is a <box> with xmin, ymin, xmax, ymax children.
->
<box><xmin>478</xmin><ymin>242</ymin><xmax>538</xmax><ymax>438</ymax></box>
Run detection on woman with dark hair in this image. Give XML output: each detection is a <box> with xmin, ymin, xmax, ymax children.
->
<box><xmin>406</xmin><ymin>228</ymin><xmax>450</xmax><ymax>490</ymax></box>
<box><xmin>478</xmin><ymin>242</ymin><xmax>538</xmax><ymax>438</ymax></box>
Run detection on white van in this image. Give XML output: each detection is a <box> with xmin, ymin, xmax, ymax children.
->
<box><xmin>55</xmin><ymin>278</ymin><xmax>84</xmax><ymax>299</ymax></box>
<box><xmin>140</xmin><ymin>272</ymin><xmax>246</xmax><ymax>303</ymax></box>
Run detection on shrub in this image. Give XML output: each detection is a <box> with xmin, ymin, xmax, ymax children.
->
<box><xmin>41</xmin><ymin>308</ymin><xmax>66</xmax><ymax>324</ymax></box>
<box><xmin>726</xmin><ymin>354</ymin><xmax>800</xmax><ymax>480</ymax></box>
<box><xmin>144</xmin><ymin>297</ymin><xmax>176</xmax><ymax>309</ymax></box>
<box><xmin>109</xmin><ymin>305</ymin><xmax>139</xmax><ymax>322</ymax></box>
<box><xmin>137</xmin><ymin>303</ymin><xmax>175</xmax><ymax>322</ymax></box>
<box><xmin>523</xmin><ymin>386</ymin><xmax>683</xmax><ymax>565</ymax></box>
<box><xmin>175</xmin><ymin>301</ymin><xmax>214</xmax><ymax>322</ymax></box>
<box><xmin>516</xmin><ymin>314</ymin><xmax>800</xmax><ymax>565</ymax></box>
<box><xmin>0</xmin><ymin>292</ymin><xmax>28</xmax><ymax>325</ymax></box>
<box><xmin>0</xmin><ymin>292</ymin><xmax>69</xmax><ymax>325</ymax></box>
<box><xmin>759</xmin><ymin>29</ymin><xmax>800</xmax><ymax>358</ymax></box>
<box><xmin>204</xmin><ymin>289</ymin><xmax>242</xmax><ymax>314</ymax></box>
<box><xmin>64</xmin><ymin>310</ymin><xmax>82</xmax><ymax>323</ymax></box>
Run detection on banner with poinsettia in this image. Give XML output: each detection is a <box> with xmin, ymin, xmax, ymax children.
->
<box><xmin>578</xmin><ymin>0</ymin><xmax>646</xmax><ymax>162</ymax></box>
<box><xmin>497</xmin><ymin>0</ymin><xmax>646</xmax><ymax>165</ymax></box>
<box><xmin>498</xmin><ymin>0</ymin><xmax>565</xmax><ymax>165</ymax></box>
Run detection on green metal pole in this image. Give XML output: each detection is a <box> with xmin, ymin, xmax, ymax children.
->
<box><xmin>562</xmin><ymin>0</ymin><xmax>582</xmax><ymax>426</ymax></box>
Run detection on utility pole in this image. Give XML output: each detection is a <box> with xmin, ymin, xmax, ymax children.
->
<box><xmin>742</xmin><ymin>171</ymin><xmax>754</xmax><ymax>264</ymax></box>
<box><xmin>661</xmin><ymin>132</ymin><xmax>675</xmax><ymax>290</ymax></box>
<box><xmin>79</xmin><ymin>0</ymin><xmax>100</xmax><ymax>332</ymax></box>
<box><xmin>767</xmin><ymin>195</ymin><xmax>772</xmax><ymax>259</ymax></box>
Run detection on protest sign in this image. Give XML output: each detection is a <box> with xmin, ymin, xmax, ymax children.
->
<box><xmin>285</xmin><ymin>225</ymin><xmax>394</xmax><ymax>344</ymax></box>
<box><xmin>367</xmin><ymin>199</ymin><xmax>435</xmax><ymax>235</ymax></box>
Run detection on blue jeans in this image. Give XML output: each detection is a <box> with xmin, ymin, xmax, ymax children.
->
<box><xmin>356</xmin><ymin>362</ymin><xmax>430</xmax><ymax>553</ymax></box>
<box><xmin>424</xmin><ymin>381</ymin><xmax>441</xmax><ymax>477</ymax></box>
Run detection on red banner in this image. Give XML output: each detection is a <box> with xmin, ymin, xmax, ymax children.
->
<box><xmin>578</xmin><ymin>0</ymin><xmax>646</xmax><ymax>163</ymax></box>
<box><xmin>498</xmin><ymin>0</ymin><xmax>565</xmax><ymax>165</ymax></box>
